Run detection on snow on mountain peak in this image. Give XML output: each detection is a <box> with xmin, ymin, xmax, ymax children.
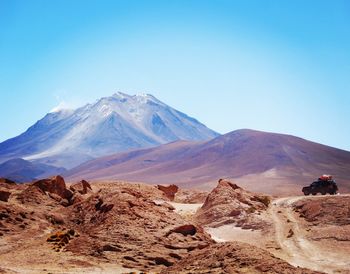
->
<box><xmin>0</xmin><ymin>91</ymin><xmax>219</xmax><ymax>169</ymax></box>
<box><xmin>112</xmin><ymin>91</ymin><xmax>130</xmax><ymax>100</ymax></box>
<box><xmin>49</xmin><ymin>101</ymin><xmax>73</xmax><ymax>113</ymax></box>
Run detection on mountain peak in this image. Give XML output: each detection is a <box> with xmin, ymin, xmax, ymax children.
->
<box><xmin>0</xmin><ymin>91</ymin><xmax>219</xmax><ymax>168</ymax></box>
<box><xmin>112</xmin><ymin>91</ymin><xmax>131</xmax><ymax>99</ymax></box>
<box><xmin>101</xmin><ymin>92</ymin><xmax>162</xmax><ymax>105</ymax></box>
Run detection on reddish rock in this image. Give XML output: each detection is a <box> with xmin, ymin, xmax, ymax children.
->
<box><xmin>157</xmin><ymin>184</ymin><xmax>178</xmax><ymax>200</ymax></box>
<box><xmin>163</xmin><ymin>242</ymin><xmax>320</xmax><ymax>274</ymax></box>
<box><xmin>0</xmin><ymin>178</ymin><xmax>16</xmax><ymax>186</ymax></box>
<box><xmin>63</xmin><ymin>184</ymin><xmax>213</xmax><ymax>273</ymax></box>
<box><xmin>70</xmin><ymin>180</ymin><xmax>92</xmax><ymax>195</ymax></box>
<box><xmin>0</xmin><ymin>190</ymin><xmax>11</xmax><ymax>202</ymax></box>
<box><xmin>32</xmin><ymin>175</ymin><xmax>73</xmax><ymax>201</ymax></box>
<box><xmin>47</xmin><ymin>192</ymin><xmax>63</xmax><ymax>202</ymax></box>
<box><xmin>293</xmin><ymin>196</ymin><xmax>350</xmax><ymax>241</ymax></box>
<box><xmin>1</xmin><ymin>180</ymin><xmax>326</xmax><ymax>274</ymax></box>
<box><xmin>195</xmin><ymin>179</ymin><xmax>270</xmax><ymax>228</ymax></box>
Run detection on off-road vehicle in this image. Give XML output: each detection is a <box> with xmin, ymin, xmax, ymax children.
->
<box><xmin>302</xmin><ymin>175</ymin><xmax>338</xmax><ymax>195</ymax></box>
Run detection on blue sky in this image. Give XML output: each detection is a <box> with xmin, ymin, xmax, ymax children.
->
<box><xmin>0</xmin><ymin>0</ymin><xmax>349</xmax><ymax>150</ymax></box>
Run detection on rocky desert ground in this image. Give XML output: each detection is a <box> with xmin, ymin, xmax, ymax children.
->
<box><xmin>0</xmin><ymin>176</ymin><xmax>349</xmax><ymax>274</ymax></box>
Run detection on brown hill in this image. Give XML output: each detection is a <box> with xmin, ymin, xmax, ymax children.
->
<box><xmin>66</xmin><ymin>129</ymin><xmax>350</xmax><ymax>195</ymax></box>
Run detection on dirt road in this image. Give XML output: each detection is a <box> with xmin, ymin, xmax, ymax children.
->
<box><xmin>205</xmin><ymin>194</ymin><xmax>350</xmax><ymax>274</ymax></box>
<box><xmin>269</xmin><ymin>195</ymin><xmax>350</xmax><ymax>274</ymax></box>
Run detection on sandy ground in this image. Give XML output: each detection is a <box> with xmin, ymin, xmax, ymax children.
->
<box><xmin>205</xmin><ymin>225</ymin><xmax>263</xmax><ymax>244</ymax></box>
<box><xmin>168</xmin><ymin>202</ymin><xmax>203</xmax><ymax>216</ymax></box>
<box><xmin>154</xmin><ymin>200</ymin><xmax>203</xmax><ymax>220</ymax></box>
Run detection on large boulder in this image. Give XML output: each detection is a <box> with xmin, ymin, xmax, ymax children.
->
<box><xmin>195</xmin><ymin>179</ymin><xmax>270</xmax><ymax>228</ymax></box>
<box><xmin>32</xmin><ymin>175</ymin><xmax>73</xmax><ymax>201</ymax></box>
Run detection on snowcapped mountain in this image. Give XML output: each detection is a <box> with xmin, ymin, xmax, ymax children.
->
<box><xmin>0</xmin><ymin>92</ymin><xmax>219</xmax><ymax>168</ymax></box>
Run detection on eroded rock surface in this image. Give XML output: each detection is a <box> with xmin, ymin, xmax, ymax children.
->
<box><xmin>0</xmin><ymin>177</ymin><xmax>330</xmax><ymax>273</ymax></box>
<box><xmin>63</xmin><ymin>185</ymin><xmax>212</xmax><ymax>272</ymax></box>
<box><xmin>70</xmin><ymin>180</ymin><xmax>92</xmax><ymax>195</ymax></box>
<box><xmin>195</xmin><ymin>179</ymin><xmax>270</xmax><ymax>229</ymax></box>
<box><xmin>157</xmin><ymin>184</ymin><xmax>179</xmax><ymax>200</ymax></box>
<box><xmin>294</xmin><ymin>196</ymin><xmax>350</xmax><ymax>242</ymax></box>
<box><xmin>32</xmin><ymin>175</ymin><xmax>73</xmax><ymax>201</ymax></box>
<box><xmin>163</xmin><ymin>242</ymin><xmax>321</xmax><ymax>274</ymax></box>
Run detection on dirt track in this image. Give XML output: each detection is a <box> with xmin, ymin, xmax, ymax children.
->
<box><xmin>269</xmin><ymin>195</ymin><xmax>350</xmax><ymax>274</ymax></box>
<box><xmin>204</xmin><ymin>194</ymin><xmax>350</xmax><ymax>274</ymax></box>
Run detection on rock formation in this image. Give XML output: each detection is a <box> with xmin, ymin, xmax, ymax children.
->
<box><xmin>293</xmin><ymin>196</ymin><xmax>350</xmax><ymax>241</ymax></box>
<box><xmin>32</xmin><ymin>175</ymin><xmax>73</xmax><ymax>201</ymax></box>
<box><xmin>0</xmin><ymin>177</ymin><xmax>332</xmax><ymax>273</ymax></box>
<box><xmin>157</xmin><ymin>184</ymin><xmax>179</xmax><ymax>200</ymax></box>
<box><xmin>195</xmin><ymin>179</ymin><xmax>270</xmax><ymax>229</ymax></box>
<box><xmin>63</xmin><ymin>184</ymin><xmax>213</xmax><ymax>272</ymax></box>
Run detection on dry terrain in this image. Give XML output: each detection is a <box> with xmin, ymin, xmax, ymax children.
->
<box><xmin>0</xmin><ymin>177</ymin><xmax>349</xmax><ymax>273</ymax></box>
<box><xmin>200</xmin><ymin>188</ymin><xmax>350</xmax><ymax>274</ymax></box>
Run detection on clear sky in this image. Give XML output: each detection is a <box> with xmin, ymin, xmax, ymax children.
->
<box><xmin>1</xmin><ymin>0</ymin><xmax>349</xmax><ymax>150</ymax></box>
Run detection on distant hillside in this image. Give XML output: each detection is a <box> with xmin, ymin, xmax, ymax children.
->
<box><xmin>0</xmin><ymin>92</ymin><xmax>218</xmax><ymax>169</ymax></box>
<box><xmin>65</xmin><ymin>129</ymin><xmax>350</xmax><ymax>195</ymax></box>
<box><xmin>0</xmin><ymin>158</ymin><xmax>66</xmax><ymax>183</ymax></box>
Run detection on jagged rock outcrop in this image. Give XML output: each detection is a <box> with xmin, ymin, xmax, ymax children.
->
<box><xmin>32</xmin><ymin>175</ymin><xmax>73</xmax><ymax>201</ymax></box>
<box><xmin>195</xmin><ymin>179</ymin><xmax>270</xmax><ymax>228</ymax></box>
<box><xmin>157</xmin><ymin>184</ymin><xmax>178</xmax><ymax>201</ymax></box>
<box><xmin>0</xmin><ymin>178</ymin><xmax>329</xmax><ymax>273</ymax></box>
<box><xmin>63</xmin><ymin>184</ymin><xmax>213</xmax><ymax>272</ymax></box>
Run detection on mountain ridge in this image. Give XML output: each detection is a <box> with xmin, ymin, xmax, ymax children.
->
<box><xmin>0</xmin><ymin>92</ymin><xmax>219</xmax><ymax>169</ymax></box>
<box><xmin>65</xmin><ymin>129</ymin><xmax>350</xmax><ymax>195</ymax></box>
<box><xmin>0</xmin><ymin>158</ymin><xmax>66</xmax><ymax>183</ymax></box>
